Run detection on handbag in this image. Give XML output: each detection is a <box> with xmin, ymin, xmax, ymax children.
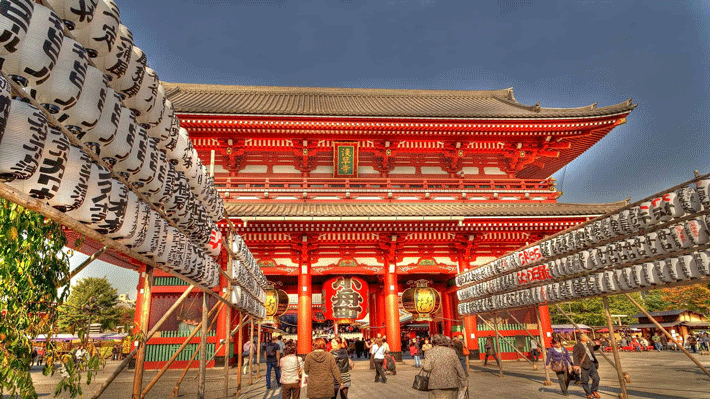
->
<box><xmin>412</xmin><ymin>369</ymin><xmax>430</xmax><ymax>391</ymax></box>
<box><xmin>550</xmin><ymin>360</ymin><xmax>565</xmax><ymax>373</ymax></box>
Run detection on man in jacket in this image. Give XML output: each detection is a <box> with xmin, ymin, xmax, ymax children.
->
<box><xmin>304</xmin><ymin>338</ymin><xmax>343</xmax><ymax>399</ymax></box>
<box><xmin>421</xmin><ymin>334</ymin><xmax>467</xmax><ymax>399</ymax></box>
<box><xmin>573</xmin><ymin>333</ymin><xmax>601</xmax><ymax>399</ymax></box>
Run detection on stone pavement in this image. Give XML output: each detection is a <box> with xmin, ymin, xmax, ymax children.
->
<box><xmin>26</xmin><ymin>351</ymin><xmax>710</xmax><ymax>398</ymax></box>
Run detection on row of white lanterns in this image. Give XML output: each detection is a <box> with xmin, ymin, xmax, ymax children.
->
<box><xmin>459</xmin><ymin>250</ymin><xmax>710</xmax><ymax>314</ymax></box>
<box><xmin>0</xmin><ymin>0</ymin><xmax>225</xmax><ymax>286</ymax></box>
<box><xmin>231</xmin><ymin>234</ymin><xmax>268</xmax><ymax>318</ymax></box>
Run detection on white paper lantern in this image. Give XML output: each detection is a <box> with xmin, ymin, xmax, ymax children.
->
<box><xmin>657</xmin><ymin>228</ymin><xmax>679</xmax><ymax>253</ymax></box>
<box><xmin>85</xmin><ymin>178</ymin><xmax>128</xmax><ymax>234</ymax></box>
<box><xmin>110</xmin><ymin>45</ymin><xmax>144</xmax><ymax>98</ymax></box>
<box><xmin>152</xmin><ymin>226</ymin><xmax>183</xmax><ymax>265</ymax></box>
<box><xmin>638</xmin><ymin>201</ymin><xmax>656</xmax><ymax>228</ymax></box>
<box><xmin>632</xmin><ymin>264</ymin><xmax>648</xmax><ymax>287</ymax></box>
<box><xmin>695</xmin><ymin>180</ymin><xmax>710</xmax><ymax>210</ymax></box>
<box><xmin>100</xmin><ymin>104</ymin><xmax>137</xmax><ymax>166</ymax></box>
<box><xmin>670</xmin><ymin>223</ymin><xmax>694</xmax><ymax>249</ymax></box>
<box><xmin>137</xmin><ymin>83</ymin><xmax>164</xmax><ymax>127</ymax></box>
<box><xmin>678</xmin><ymin>255</ymin><xmax>701</xmax><ymax>280</ymax></box>
<box><xmin>0</xmin><ymin>5</ymin><xmax>63</xmax><ymax>87</ymax></box>
<box><xmin>204</xmin><ymin>226</ymin><xmax>222</xmax><ymax>257</ymax></box>
<box><xmin>65</xmin><ymin>163</ymin><xmax>111</xmax><ymax>224</ymax></box>
<box><xmin>138</xmin><ymin>144</ymin><xmax>168</xmax><ymax>196</ymax></box>
<box><xmin>167</xmin><ymin>126</ymin><xmax>190</xmax><ymax>166</ymax></box>
<box><xmin>56</xmin><ymin>65</ymin><xmax>106</xmax><ymax>132</ymax></box>
<box><xmin>81</xmin><ymin>88</ymin><xmax>121</xmax><ymax>154</ymax></box>
<box><xmin>95</xmin><ymin>23</ymin><xmax>131</xmax><ymax>81</ymax></box>
<box><xmin>643</xmin><ymin>262</ymin><xmax>662</xmax><ymax>286</ymax></box>
<box><xmin>105</xmin><ymin>190</ymin><xmax>140</xmax><ymax>240</ymax></box>
<box><xmin>0</xmin><ymin>74</ymin><xmax>9</xmax><ymax>129</ymax></box>
<box><xmin>146</xmin><ymin>98</ymin><xmax>173</xmax><ymax>141</ymax></box>
<box><xmin>662</xmin><ymin>192</ymin><xmax>684</xmax><ymax>219</ymax></box>
<box><xmin>27</xmin><ymin>37</ymin><xmax>88</xmax><ymax>113</ymax></box>
<box><xmin>0</xmin><ymin>0</ymin><xmax>34</xmax><ymax>55</ymax></box>
<box><xmin>157</xmin><ymin>114</ymin><xmax>180</xmax><ymax>152</ymax></box>
<box><xmin>126</xmin><ymin>134</ymin><xmax>158</xmax><ymax>187</ymax></box>
<box><xmin>118</xmin><ymin>201</ymin><xmax>149</xmax><ymax>247</ymax></box>
<box><xmin>692</xmin><ymin>251</ymin><xmax>710</xmax><ymax>276</ymax></box>
<box><xmin>147</xmin><ymin>160</ymin><xmax>175</xmax><ymax>207</ymax></box>
<box><xmin>123</xmin><ymin>66</ymin><xmax>157</xmax><ymax>117</ymax></box>
<box><xmin>111</xmin><ymin>122</ymin><xmax>145</xmax><ymax>176</ymax></box>
<box><xmin>72</xmin><ymin>0</ymin><xmax>118</xmax><ymax>59</ymax></box>
<box><xmin>0</xmin><ymin>99</ymin><xmax>47</xmax><ymax>181</ymax></box>
<box><xmin>677</xmin><ymin>187</ymin><xmax>701</xmax><ymax>214</ymax></box>
<box><xmin>47</xmin><ymin>144</ymin><xmax>91</xmax><ymax>211</ymax></box>
<box><xmin>686</xmin><ymin>217</ymin><xmax>710</xmax><ymax>245</ymax></box>
<box><xmin>44</xmin><ymin>0</ymin><xmax>97</xmax><ymax>31</ymax></box>
<box><xmin>131</xmin><ymin>209</ymin><xmax>165</xmax><ymax>254</ymax></box>
<box><xmin>8</xmin><ymin>126</ymin><xmax>69</xmax><ymax>200</ymax></box>
<box><xmin>644</xmin><ymin>232</ymin><xmax>666</xmax><ymax>256</ymax></box>
<box><xmin>650</xmin><ymin>196</ymin><xmax>671</xmax><ymax>223</ymax></box>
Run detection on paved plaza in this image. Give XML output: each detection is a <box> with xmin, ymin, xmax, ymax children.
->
<box><xmin>25</xmin><ymin>351</ymin><xmax>710</xmax><ymax>399</ymax></box>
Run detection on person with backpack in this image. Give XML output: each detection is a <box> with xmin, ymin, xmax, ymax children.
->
<box><xmin>331</xmin><ymin>338</ymin><xmax>354</xmax><ymax>399</ymax></box>
<box><xmin>263</xmin><ymin>337</ymin><xmax>281</xmax><ymax>389</ymax></box>
<box><xmin>383</xmin><ymin>350</ymin><xmax>397</xmax><ymax>375</ymax></box>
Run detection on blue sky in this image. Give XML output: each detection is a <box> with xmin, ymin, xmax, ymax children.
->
<box><xmin>70</xmin><ymin>0</ymin><xmax>710</xmax><ymax>295</ymax></box>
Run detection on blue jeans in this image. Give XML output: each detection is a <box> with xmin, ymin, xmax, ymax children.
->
<box><xmin>414</xmin><ymin>355</ymin><xmax>421</xmax><ymax>367</ymax></box>
<box><xmin>266</xmin><ymin>360</ymin><xmax>280</xmax><ymax>388</ymax></box>
<box><xmin>654</xmin><ymin>342</ymin><xmax>662</xmax><ymax>351</ymax></box>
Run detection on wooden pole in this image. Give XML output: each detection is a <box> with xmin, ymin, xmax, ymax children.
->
<box><xmin>131</xmin><ymin>267</ymin><xmax>152</xmax><ymax>399</ymax></box>
<box><xmin>140</xmin><ymin>300</ymin><xmax>225</xmax><ymax>398</ymax></box>
<box><xmin>603</xmin><ymin>296</ymin><xmax>629</xmax><ymax>399</ymax></box>
<box><xmin>249</xmin><ymin>319</ymin><xmax>255</xmax><ymax>385</ymax></box>
<box><xmin>198</xmin><ymin>293</ymin><xmax>208</xmax><ymax>399</ymax></box>
<box><xmin>479</xmin><ymin>314</ymin><xmax>535</xmax><ymax>368</ymax></box>
<box><xmin>69</xmin><ymin>246</ymin><xmax>107</xmax><ymax>279</ymax></box>
<box><xmin>504</xmin><ymin>310</ymin><xmax>542</xmax><ymax>372</ymax></box>
<box><xmin>624</xmin><ymin>293</ymin><xmax>710</xmax><ymax>379</ymax></box>
<box><xmin>237</xmin><ymin>313</ymin><xmax>245</xmax><ymax>395</ymax></box>
<box><xmin>553</xmin><ymin>303</ymin><xmax>628</xmax><ymax>380</ymax></box>
<box><xmin>171</xmin><ymin>342</ymin><xmax>200</xmax><ymax>398</ymax></box>
<box><xmin>256</xmin><ymin>321</ymin><xmax>262</xmax><ymax>380</ymax></box>
<box><xmin>224</xmin><ymin>233</ymin><xmax>233</xmax><ymax>399</ymax></box>
<box><xmin>488</xmin><ymin>313</ymin><xmax>504</xmax><ymax>377</ymax></box>
<box><xmin>89</xmin><ymin>285</ymin><xmax>194</xmax><ymax>399</ymax></box>
<box><xmin>534</xmin><ymin>308</ymin><xmax>553</xmax><ymax>386</ymax></box>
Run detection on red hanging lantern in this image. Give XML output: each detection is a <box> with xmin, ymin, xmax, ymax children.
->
<box><xmin>322</xmin><ymin>276</ymin><xmax>368</xmax><ymax>324</ymax></box>
<box><xmin>401</xmin><ymin>280</ymin><xmax>441</xmax><ymax>322</ymax></box>
<box><xmin>263</xmin><ymin>284</ymin><xmax>289</xmax><ymax>325</ymax></box>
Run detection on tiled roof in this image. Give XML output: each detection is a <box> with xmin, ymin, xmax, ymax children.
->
<box><xmin>632</xmin><ymin>310</ymin><xmax>689</xmax><ymax>318</ymax></box>
<box><xmin>163</xmin><ymin>82</ymin><xmax>636</xmax><ymax>119</ymax></box>
<box><xmin>225</xmin><ymin>200</ymin><xmax>627</xmax><ymax>219</ymax></box>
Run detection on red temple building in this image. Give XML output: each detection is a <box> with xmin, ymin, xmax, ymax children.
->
<box><xmin>130</xmin><ymin>83</ymin><xmax>635</xmax><ymax>366</ymax></box>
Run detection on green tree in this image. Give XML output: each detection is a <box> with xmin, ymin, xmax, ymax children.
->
<box><xmin>550</xmin><ymin>291</ymin><xmax>671</xmax><ymax>326</ymax></box>
<box><xmin>660</xmin><ymin>285</ymin><xmax>710</xmax><ymax>316</ymax></box>
<box><xmin>0</xmin><ymin>199</ymin><xmax>69</xmax><ymax>397</ymax></box>
<box><xmin>58</xmin><ymin>277</ymin><xmax>121</xmax><ymax>333</ymax></box>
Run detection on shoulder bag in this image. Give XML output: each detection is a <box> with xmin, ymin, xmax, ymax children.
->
<box><xmin>412</xmin><ymin>369</ymin><xmax>430</xmax><ymax>391</ymax></box>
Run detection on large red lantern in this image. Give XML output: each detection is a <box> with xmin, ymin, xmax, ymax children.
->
<box><xmin>322</xmin><ymin>276</ymin><xmax>368</xmax><ymax>324</ymax></box>
<box><xmin>263</xmin><ymin>284</ymin><xmax>289</xmax><ymax>325</ymax></box>
<box><xmin>401</xmin><ymin>280</ymin><xmax>441</xmax><ymax>321</ymax></box>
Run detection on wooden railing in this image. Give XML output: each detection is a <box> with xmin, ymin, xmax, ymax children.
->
<box><xmin>212</xmin><ymin>176</ymin><xmax>558</xmax><ymax>202</ymax></box>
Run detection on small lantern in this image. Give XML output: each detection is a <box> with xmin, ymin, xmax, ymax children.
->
<box><xmin>123</xmin><ymin>66</ymin><xmax>158</xmax><ymax>117</ymax></box>
<box><xmin>95</xmin><ymin>23</ymin><xmax>132</xmax><ymax>81</ymax></box>
<box><xmin>401</xmin><ymin>280</ymin><xmax>441</xmax><ymax>322</ymax></box>
<box><xmin>110</xmin><ymin>45</ymin><xmax>145</xmax><ymax>98</ymax></box>
<box><xmin>138</xmin><ymin>84</ymin><xmax>165</xmax><ymax>127</ymax></box>
<box><xmin>58</xmin><ymin>65</ymin><xmax>107</xmax><ymax>133</ymax></box>
<box><xmin>8</xmin><ymin>126</ymin><xmax>69</xmax><ymax>200</ymax></box>
<box><xmin>88</xmin><ymin>178</ymin><xmax>128</xmax><ymax>235</ymax></box>
<box><xmin>73</xmin><ymin>0</ymin><xmax>119</xmax><ymax>59</ymax></box>
<box><xmin>262</xmin><ymin>284</ymin><xmax>288</xmax><ymax>325</ymax></box>
<box><xmin>0</xmin><ymin>5</ymin><xmax>63</xmax><ymax>87</ymax></box>
<box><xmin>65</xmin><ymin>163</ymin><xmax>111</xmax><ymax>224</ymax></box>
<box><xmin>47</xmin><ymin>144</ymin><xmax>92</xmax><ymax>212</ymax></box>
<box><xmin>106</xmin><ymin>191</ymin><xmax>141</xmax><ymax>241</ymax></box>
<box><xmin>167</xmin><ymin>127</ymin><xmax>191</xmax><ymax>166</ymax></box>
<box><xmin>322</xmin><ymin>276</ymin><xmax>368</xmax><ymax>324</ymax></box>
<box><xmin>147</xmin><ymin>99</ymin><xmax>174</xmax><ymax>142</ymax></box>
<box><xmin>27</xmin><ymin>37</ymin><xmax>88</xmax><ymax>113</ymax></box>
<box><xmin>83</xmin><ymin>88</ymin><xmax>121</xmax><ymax>154</ymax></box>
<box><xmin>0</xmin><ymin>98</ymin><xmax>47</xmax><ymax>181</ymax></box>
<box><xmin>204</xmin><ymin>226</ymin><xmax>222</xmax><ymax>257</ymax></box>
<box><xmin>0</xmin><ymin>0</ymin><xmax>34</xmax><ymax>56</ymax></box>
<box><xmin>44</xmin><ymin>0</ymin><xmax>97</xmax><ymax>31</ymax></box>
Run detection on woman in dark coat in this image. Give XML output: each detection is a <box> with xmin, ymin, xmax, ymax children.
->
<box><xmin>483</xmin><ymin>336</ymin><xmax>500</xmax><ymax>367</ymax></box>
<box><xmin>545</xmin><ymin>338</ymin><xmax>574</xmax><ymax>396</ymax></box>
<box><xmin>421</xmin><ymin>334</ymin><xmax>467</xmax><ymax>399</ymax></box>
<box><xmin>304</xmin><ymin>338</ymin><xmax>342</xmax><ymax>399</ymax></box>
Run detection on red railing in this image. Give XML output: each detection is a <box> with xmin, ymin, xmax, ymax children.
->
<box><xmin>212</xmin><ymin>176</ymin><xmax>558</xmax><ymax>202</ymax></box>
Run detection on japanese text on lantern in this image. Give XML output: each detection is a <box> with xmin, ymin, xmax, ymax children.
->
<box><xmin>517</xmin><ymin>246</ymin><xmax>543</xmax><ymax>266</ymax></box>
<box><xmin>331</xmin><ymin>278</ymin><xmax>363</xmax><ymax>320</ymax></box>
<box><xmin>415</xmin><ymin>288</ymin><xmax>436</xmax><ymax>313</ymax></box>
<box><xmin>516</xmin><ymin>264</ymin><xmax>552</xmax><ymax>285</ymax></box>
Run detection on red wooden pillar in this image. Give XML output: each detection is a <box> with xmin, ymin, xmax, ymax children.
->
<box><xmin>538</xmin><ymin>305</ymin><xmax>553</xmax><ymax>347</ymax></box>
<box><xmin>368</xmin><ymin>283</ymin><xmax>379</xmax><ymax>339</ymax></box>
<box><xmin>383</xmin><ymin>256</ymin><xmax>402</xmax><ymax>359</ymax></box>
<box><xmin>376</xmin><ymin>285</ymin><xmax>386</xmax><ymax>337</ymax></box>
<box><xmin>297</xmin><ymin>237</ymin><xmax>312</xmax><ymax>355</ymax></box>
<box><xmin>215</xmin><ymin>255</ymin><xmax>229</xmax><ymax>365</ymax></box>
<box><xmin>441</xmin><ymin>286</ymin><xmax>453</xmax><ymax>337</ymax></box>
<box><xmin>458</xmin><ymin>252</ymin><xmax>479</xmax><ymax>356</ymax></box>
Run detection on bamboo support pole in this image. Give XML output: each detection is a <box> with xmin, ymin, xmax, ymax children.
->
<box><xmin>553</xmin><ymin>303</ymin><xmax>629</xmax><ymax>381</ymax></box>
<box><xmin>140</xmin><ymin>298</ymin><xmax>225</xmax><ymax>398</ymax></box>
<box><xmin>249</xmin><ymin>320</ymin><xmax>255</xmax><ymax>385</ymax></box>
<box><xmin>624</xmin><ymin>293</ymin><xmax>710</xmax><ymax>380</ymax></box>
<box><xmin>198</xmin><ymin>293</ymin><xmax>208</xmax><ymax>398</ymax></box>
<box><xmin>477</xmin><ymin>313</ymin><xmax>504</xmax><ymax>377</ymax></box>
<box><xmin>256</xmin><ymin>322</ymin><xmax>262</xmax><ymax>380</ymax></box>
<box><xmin>479</xmin><ymin>314</ymin><xmax>535</xmax><ymax>369</ymax></box>
<box><xmin>224</xmin><ymin>233</ymin><xmax>233</xmax><ymax>399</ymax></box>
<box><xmin>89</xmin><ymin>286</ymin><xmax>194</xmax><ymax>399</ymax></box>
<box><xmin>191</xmin><ymin>314</ymin><xmax>248</xmax><ymax>381</ymax></box>
<box><xmin>535</xmin><ymin>308</ymin><xmax>553</xmax><ymax>386</ymax></box>
<box><xmin>69</xmin><ymin>246</ymin><xmax>107</xmax><ymax>279</ymax></box>
<box><xmin>504</xmin><ymin>310</ymin><xmax>542</xmax><ymax>371</ymax></box>
<box><xmin>603</xmin><ymin>297</ymin><xmax>629</xmax><ymax>399</ymax></box>
<box><xmin>237</xmin><ymin>313</ymin><xmax>245</xmax><ymax>395</ymax></box>
<box><xmin>131</xmin><ymin>267</ymin><xmax>153</xmax><ymax>399</ymax></box>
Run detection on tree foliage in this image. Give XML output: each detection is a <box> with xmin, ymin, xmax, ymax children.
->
<box><xmin>549</xmin><ymin>291</ymin><xmax>671</xmax><ymax>326</ymax></box>
<box><xmin>58</xmin><ymin>277</ymin><xmax>121</xmax><ymax>333</ymax></box>
<box><xmin>659</xmin><ymin>285</ymin><xmax>710</xmax><ymax>316</ymax></box>
<box><xmin>0</xmin><ymin>199</ymin><xmax>69</xmax><ymax>397</ymax></box>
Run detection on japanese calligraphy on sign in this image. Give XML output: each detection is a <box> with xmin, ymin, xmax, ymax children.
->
<box><xmin>322</xmin><ymin>276</ymin><xmax>368</xmax><ymax>323</ymax></box>
<box><xmin>333</xmin><ymin>142</ymin><xmax>359</xmax><ymax>177</ymax></box>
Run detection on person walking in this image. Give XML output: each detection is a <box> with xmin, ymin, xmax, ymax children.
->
<box><xmin>304</xmin><ymin>338</ymin><xmax>342</xmax><ymax>399</ymax></box>
<box><xmin>545</xmin><ymin>338</ymin><xmax>574</xmax><ymax>396</ymax></box>
<box><xmin>530</xmin><ymin>339</ymin><xmax>540</xmax><ymax>362</ymax></box>
<box><xmin>242</xmin><ymin>339</ymin><xmax>253</xmax><ymax>374</ymax></box>
<box><xmin>573</xmin><ymin>334</ymin><xmax>600</xmax><ymax>399</ymax></box>
<box><xmin>331</xmin><ymin>338</ymin><xmax>354</xmax><ymax>399</ymax></box>
<box><xmin>422</xmin><ymin>338</ymin><xmax>432</xmax><ymax>358</ymax></box>
<box><xmin>263</xmin><ymin>337</ymin><xmax>282</xmax><ymax>389</ymax></box>
<box><xmin>280</xmin><ymin>345</ymin><xmax>303</xmax><ymax>399</ymax></box>
<box><xmin>355</xmin><ymin>338</ymin><xmax>364</xmax><ymax>359</ymax></box>
<box><xmin>452</xmin><ymin>337</ymin><xmax>467</xmax><ymax>375</ymax></box>
<box><xmin>371</xmin><ymin>338</ymin><xmax>388</xmax><ymax>383</ymax></box>
<box><xmin>421</xmin><ymin>334</ymin><xmax>467</xmax><ymax>399</ymax></box>
<box><xmin>411</xmin><ymin>338</ymin><xmax>422</xmax><ymax>367</ymax></box>
<box><xmin>482</xmin><ymin>337</ymin><xmax>500</xmax><ymax>367</ymax></box>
